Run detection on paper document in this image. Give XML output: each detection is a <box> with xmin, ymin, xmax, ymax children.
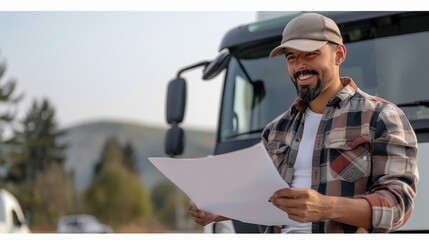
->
<box><xmin>149</xmin><ymin>143</ymin><xmax>299</xmax><ymax>226</ymax></box>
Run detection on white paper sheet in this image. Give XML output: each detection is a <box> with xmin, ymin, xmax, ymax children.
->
<box><xmin>148</xmin><ymin>142</ymin><xmax>299</xmax><ymax>226</ymax></box>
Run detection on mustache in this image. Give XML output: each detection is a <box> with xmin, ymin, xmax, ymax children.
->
<box><xmin>293</xmin><ymin>69</ymin><xmax>319</xmax><ymax>80</ymax></box>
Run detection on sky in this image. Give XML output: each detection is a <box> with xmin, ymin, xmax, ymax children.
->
<box><xmin>0</xmin><ymin>11</ymin><xmax>256</xmax><ymax>131</ymax></box>
<box><xmin>0</xmin><ymin>1</ymin><xmax>426</xmax><ymax>133</ymax></box>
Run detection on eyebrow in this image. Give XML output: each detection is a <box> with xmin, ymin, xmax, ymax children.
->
<box><xmin>285</xmin><ymin>49</ymin><xmax>321</xmax><ymax>57</ymax></box>
<box><xmin>285</xmin><ymin>51</ymin><xmax>294</xmax><ymax>57</ymax></box>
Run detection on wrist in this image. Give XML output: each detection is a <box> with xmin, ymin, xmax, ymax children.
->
<box><xmin>322</xmin><ymin>195</ymin><xmax>337</xmax><ymax>221</ymax></box>
<box><xmin>321</xmin><ymin>196</ymin><xmax>372</xmax><ymax>229</ymax></box>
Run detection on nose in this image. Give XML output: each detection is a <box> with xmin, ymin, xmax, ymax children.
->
<box><xmin>295</xmin><ymin>56</ymin><xmax>308</xmax><ymax>71</ymax></box>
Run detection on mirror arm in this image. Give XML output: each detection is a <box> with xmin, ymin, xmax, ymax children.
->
<box><xmin>177</xmin><ymin>61</ymin><xmax>210</xmax><ymax>78</ymax></box>
<box><xmin>235</xmin><ymin>58</ymin><xmax>254</xmax><ymax>83</ymax></box>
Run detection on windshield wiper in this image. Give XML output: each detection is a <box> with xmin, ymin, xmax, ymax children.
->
<box><xmin>397</xmin><ymin>100</ymin><xmax>429</xmax><ymax>108</ymax></box>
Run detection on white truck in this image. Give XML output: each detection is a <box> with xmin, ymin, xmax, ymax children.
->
<box><xmin>0</xmin><ymin>188</ymin><xmax>30</xmax><ymax>233</ymax></box>
<box><xmin>165</xmin><ymin>11</ymin><xmax>429</xmax><ymax>233</ymax></box>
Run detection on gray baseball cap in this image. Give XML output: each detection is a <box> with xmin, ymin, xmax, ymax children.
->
<box><xmin>269</xmin><ymin>13</ymin><xmax>343</xmax><ymax>58</ymax></box>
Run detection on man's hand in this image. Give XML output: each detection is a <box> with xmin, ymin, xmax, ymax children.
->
<box><xmin>269</xmin><ymin>188</ymin><xmax>372</xmax><ymax>229</ymax></box>
<box><xmin>269</xmin><ymin>188</ymin><xmax>331</xmax><ymax>223</ymax></box>
<box><xmin>188</xmin><ymin>200</ymin><xmax>230</xmax><ymax>226</ymax></box>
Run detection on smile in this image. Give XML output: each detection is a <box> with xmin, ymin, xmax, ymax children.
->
<box><xmin>298</xmin><ymin>74</ymin><xmax>314</xmax><ymax>85</ymax></box>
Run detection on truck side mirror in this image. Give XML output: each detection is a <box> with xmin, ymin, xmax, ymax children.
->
<box><xmin>164</xmin><ymin>124</ymin><xmax>184</xmax><ymax>156</ymax></box>
<box><xmin>165</xmin><ymin>77</ymin><xmax>186</xmax><ymax>156</ymax></box>
<box><xmin>164</xmin><ymin>53</ymin><xmax>228</xmax><ymax>157</ymax></box>
<box><xmin>166</xmin><ymin>77</ymin><xmax>186</xmax><ymax>124</ymax></box>
<box><xmin>202</xmin><ymin>51</ymin><xmax>230</xmax><ymax>80</ymax></box>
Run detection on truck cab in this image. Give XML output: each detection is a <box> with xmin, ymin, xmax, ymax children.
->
<box><xmin>165</xmin><ymin>11</ymin><xmax>429</xmax><ymax>233</ymax></box>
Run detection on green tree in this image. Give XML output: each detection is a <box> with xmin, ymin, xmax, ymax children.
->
<box><xmin>151</xmin><ymin>181</ymin><xmax>176</xmax><ymax>227</ymax></box>
<box><xmin>4</xmin><ymin>98</ymin><xmax>72</xmax><ymax>226</ymax></box>
<box><xmin>6</xmin><ymin>98</ymin><xmax>67</xmax><ymax>183</ymax></box>
<box><xmin>32</xmin><ymin>162</ymin><xmax>74</xmax><ymax>225</ymax></box>
<box><xmin>94</xmin><ymin>137</ymin><xmax>139</xmax><ymax>174</ymax></box>
<box><xmin>84</xmin><ymin>137</ymin><xmax>152</xmax><ymax>228</ymax></box>
<box><xmin>94</xmin><ymin>136</ymin><xmax>123</xmax><ymax>174</ymax></box>
<box><xmin>0</xmin><ymin>60</ymin><xmax>23</xmax><ymax>167</ymax></box>
<box><xmin>122</xmin><ymin>140</ymin><xmax>138</xmax><ymax>173</ymax></box>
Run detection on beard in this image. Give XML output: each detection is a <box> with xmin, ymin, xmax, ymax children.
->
<box><xmin>291</xmin><ymin>69</ymin><xmax>323</xmax><ymax>104</ymax></box>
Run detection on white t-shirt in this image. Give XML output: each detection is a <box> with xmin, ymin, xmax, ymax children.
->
<box><xmin>282</xmin><ymin>108</ymin><xmax>322</xmax><ymax>234</ymax></box>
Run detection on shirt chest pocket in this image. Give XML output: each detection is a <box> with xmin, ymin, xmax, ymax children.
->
<box><xmin>325</xmin><ymin>136</ymin><xmax>371</xmax><ymax>183</ymax></box>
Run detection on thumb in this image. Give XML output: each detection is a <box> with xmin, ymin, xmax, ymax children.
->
<box><xmin>205</xmin><ymin>212</ymin><xmax>219</xmax><ymax>221</ymax></box>
<box><xmin>203</xmin><ymin>212</ymin><xmax>218</xmax><ymax>225</ymax></box>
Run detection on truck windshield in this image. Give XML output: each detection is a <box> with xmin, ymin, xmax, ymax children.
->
<box><xmin>220</xmin><ymin>30</ymin><xmax>429</xmax><ymax>142</ymax></box>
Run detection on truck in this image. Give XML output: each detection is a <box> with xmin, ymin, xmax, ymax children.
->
<box><xmin>164</xmin><ymin>11</ymin><xmax>429</xmax><ymax>233</ymax></box>
<box><xmin>0</xmin><ymin>189</ymin><xmax>30</xmax><ymax>233</ymax></box>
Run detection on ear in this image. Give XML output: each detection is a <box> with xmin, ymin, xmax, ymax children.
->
<box><xmin>335</xmin><ymin>44</ymin><xmax>347</xmax><ymax>65</ymax></box>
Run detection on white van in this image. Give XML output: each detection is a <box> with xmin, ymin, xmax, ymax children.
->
<box><xmin>0</xmin><ymin>189</ymin><xmax>30</xmax><ymax>233</ymax></box>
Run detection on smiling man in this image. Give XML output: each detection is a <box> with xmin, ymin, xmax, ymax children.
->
<box><xmin>189</xmin><ymin>13</ymin><xmax>419</xmax><ymax>233</ymax></box>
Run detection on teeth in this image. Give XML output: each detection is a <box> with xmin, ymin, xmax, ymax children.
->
<box><xmin>299</xmin><ymin>74</ymin><xmax>312</xmax><ymax>80</ymax></box>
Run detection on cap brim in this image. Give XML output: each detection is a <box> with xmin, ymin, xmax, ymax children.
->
<box><xmin>269</xmin><ymin>39</ymin><xmax>328</xmax><ymax>58</ymax></box>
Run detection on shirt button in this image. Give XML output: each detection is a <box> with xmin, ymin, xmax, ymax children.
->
<box><xmin>295</xmin><ymin>138</ymin><xmax>300</xmax><ymax>142</ymax></box>
<box><xmin>288</xmin><ymin>163</ymin><xmax>294</xmax><ymax>168</ymax></box>
<box><xmin>346</xmin><ymin>140</ymin><xmax>353</xmax><ymax>147</ymax></box>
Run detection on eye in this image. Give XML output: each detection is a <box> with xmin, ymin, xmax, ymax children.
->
<box><xmin>306</xmin><ymin>51</ymin><xmax>319</xmax><ymax>57</ymax></box>
<box><xmin>286</xmin><ymin>55</ymin><xmax>296</xmax><ymax>62</ymax></box>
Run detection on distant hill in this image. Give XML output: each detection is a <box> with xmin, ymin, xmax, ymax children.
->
<box><xmin>60</xmin><ymin>120</ymin><xmax>216</xmax><ymax>191</ymax></box>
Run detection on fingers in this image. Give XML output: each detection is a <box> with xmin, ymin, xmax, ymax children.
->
<box><xmin>270</xmin><ymin>195</ymin><xmax>300</xmax><ymax>211</ymax></box>
<box><xmin>189</xmin><ymin>200</ymin><xmax>198</xmax><ymax>211</ymax></box>
<box><xmin>269</xmin><ymin>188</ymin><xmax>327</xmax><ymax>223</ymax></box>
<box><xmin>269</xmin><ymin>194</ymin><xmax>308</xmax><ymax>223</ymax></box>
<box><xmin>189</xmin><ymin>200</ymin><xmax>206</xmax><ymax>224</ymax></box>
<box><xmin>188</xmin><ymin>203</ymin><xmax>219</xmax><ymax>226</ymax></box>
<box><xmin>188</xmin><ymin>206</ymin><xmax>202</xmax><ymax>218</ymax></box>
<box><xmin>188</xmin><ymin>203</ymin><xmax>203</xmax><ymax>221</ymax></box>
<box><xmin>272</xmin><ymin>187</ymin><xmax>303</xmax><ymax>199</ymax></box>
<box><xmin>187</xmin><ymin>200</ymin><xmax>228</xmax><ymax>226</ymax></box>
<box><xmin>188</xmin><ymin>207</ymin><xmax>206</xmax><ymax>226</ymax></box>
<box><xmin>269</xmin><ymin>188</ymin><xmax>306</xmax><ymax>217</ymax></box>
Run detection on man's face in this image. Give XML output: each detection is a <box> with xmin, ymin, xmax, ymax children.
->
<box><xmin>285</xmin><ymin>44</ymin><xmax>337</xmax><ymax>103</ymax></box>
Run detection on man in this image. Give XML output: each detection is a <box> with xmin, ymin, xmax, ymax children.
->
<box><xmin>189</xmin><ymin>13</ymin><xmax>419</xmax><ymax>233</ymax></box>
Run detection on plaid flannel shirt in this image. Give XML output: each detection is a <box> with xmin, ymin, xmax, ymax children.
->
<box><xmin>262</xmin><ymin>77</ymin><xmax>419</xmax><ymax>233</ymax></box>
